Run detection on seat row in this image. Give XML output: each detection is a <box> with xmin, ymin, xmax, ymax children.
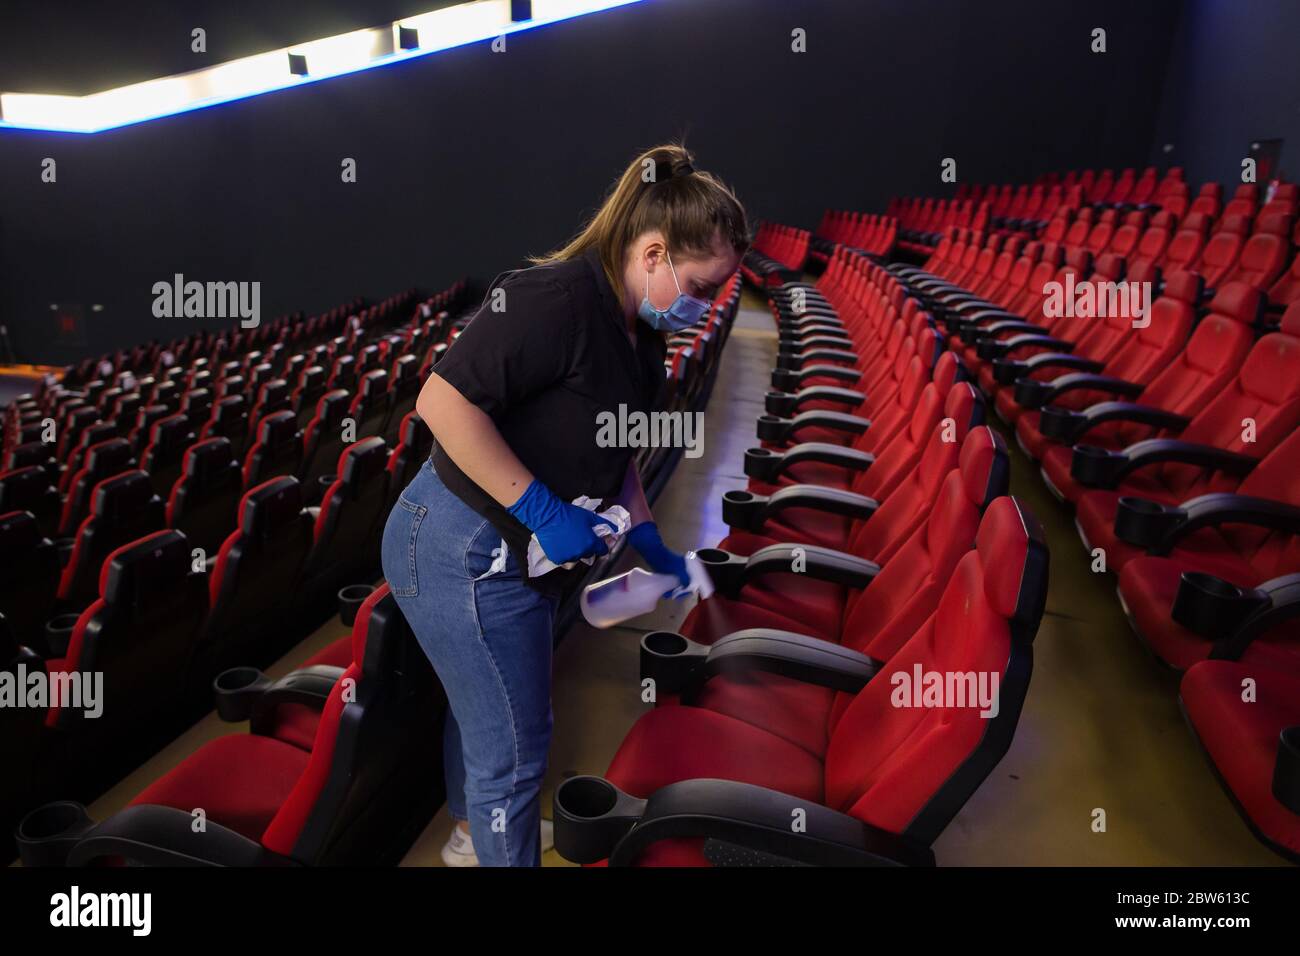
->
<box><xmin>6</xmin><ymin>267</ymin><xmax>747</xmax><ymax>867</ymax></box>
<box><xmin>895</xmin><ymin>226</ymin><xmax>1300</xmax><ymax>861</ymax></box>
<box><xmin>551</xmin><ymin>247</ymin><xmax>1050</xmax><ymax>866</ymax></box>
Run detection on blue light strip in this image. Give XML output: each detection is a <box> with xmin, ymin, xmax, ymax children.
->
<box><xmin>0</xmin><ymin>0</ymin><xmax>646</xmax><ymax>135</ymax></box>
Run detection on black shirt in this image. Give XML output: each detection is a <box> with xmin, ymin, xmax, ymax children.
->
<box><xmin>430</xmin><ymin>247</ymin><xmax>667</xmax><ymax>593</ymax></box>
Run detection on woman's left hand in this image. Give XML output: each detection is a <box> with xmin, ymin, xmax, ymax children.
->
<box><xmin>627</xmin><ymin>522</ymin><xmax>691</xmax><ymax>591</ymax></box>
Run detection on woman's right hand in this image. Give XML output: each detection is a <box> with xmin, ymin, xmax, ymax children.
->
<box><xmin>507</xmin><ymin>479</ymin><xmax>610</xmax><ymax>565</ymax></box>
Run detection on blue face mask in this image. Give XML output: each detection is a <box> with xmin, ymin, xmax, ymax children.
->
<box><xmin>638</xmin><ymin>251</ymin><xmax>712</xmax><ymax>332</ymax></box>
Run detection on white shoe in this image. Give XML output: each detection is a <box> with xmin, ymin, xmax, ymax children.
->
<box><xmin>440</xmin><ymin>824</ymin><xmax>479</xmax><ymax>867</ymax></box>
<box><xmin>440</xmin><ymin>819</ymin><xmax>555</xmax><ymax>866</ymax></box>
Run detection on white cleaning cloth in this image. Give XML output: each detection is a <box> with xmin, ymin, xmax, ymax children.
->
<box><xmin>523</xmin><ymin>497</ymin><xmax>632</xmax><ymax>578</ymax></box>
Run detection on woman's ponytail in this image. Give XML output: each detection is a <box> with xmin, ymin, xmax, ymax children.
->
<box><xmin>531</xmin><ymin>144</ymin><xmax>748</xmax><ymax>300</ymax></box>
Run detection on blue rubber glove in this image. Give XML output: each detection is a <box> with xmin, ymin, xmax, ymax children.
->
<box><xmin>507</xmin><ymin>479</ymin><xmax>610</xmax><ymax>566</ymax></box>
<box><xmin>627</xmin><ymin>521</ymin><xmax>690</xmax><ymax>593</ymax></box>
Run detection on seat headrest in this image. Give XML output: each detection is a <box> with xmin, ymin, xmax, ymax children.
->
<box><xmin>258</xmin><ymin>379</ymin><xmax>289</xmax><ymax>406</ymax></box>
<box><xmin>1217</xmin><ymin>214</ymin><xmax>1251</xmax><ymax>236</ymax></box>
<box><xmin>338</xmin><ymin>436</ymin><xmax>388</xmax><ymax>486</ymax></box>
<box><xmin>257</xmin><ymin>409</ymin><xmax>298</xmax><ymax>445</ymax></box>
<box><xmin>0</xmin><ymin>509</ymin><xmax>41</xmax><ymax>549</ymax></box>
<box><xmin>398</xmin><ymin>412</ymin><xmax>423</xmax><ymax>447</ymax></box>
<box><xmin>211</xmin><ymin>395</ymin><xmax>246</xmax><ymax>422</ymax></box>
<box><xmin>183</xmin><ymin>437</ymin><xmax>235</xmax><ymax>477</ymax></box>
<box><xmin>85</xmin><ymin>438</ymin><xmax>133</xmax><ymax>473</ymax></box>
<box><xmin>1206</xmin><ymin>281</ymin><xmax>1264</xmax><ymax>325</ymax></box>
<box><xmin>239</xmin><ymin>476</ymin><xmax>304</xmax><ymax>537</ymax></box>
<box><xmin>316</xmin><ymin>389</ymin><xmax>350</xmax><ymax>422</ymax></box>
<box><xmin>1254</xmin><ymin>214</ymin><xmax>1293</xmax><ymax>238</ymax></box>
<box><xmin>975</xmin><ymin>497</ymin><xmax>1049</xmax><ymax>631</ymax></box>
<box><xmin>959</xmin><ymin>427</ymin><xmax>1008</xmax><ymax>508</ymax></box>
<box><xmin>150</xmin><ymin>413</ymin><xmax>194</xmax><ymax>448</ymax></box>
<box><xmin>392</xmin><ymin>354</ymin><xmax>417</xmax><ymax>380</ymax></box>
<box><xmin>360</xmin><ymin>369</ymin><xmax>389</xmax><ymax>399</ymax></box>
<box><xmin>1279</xmin><ymin>301</ymin><xmax>1300</xmax><ymax>337</ymax></box>
<box><xmin>353</xmin><ymin>582</ymin><xmax>394</xmax><ymax>665</ymax></box>
<box><xmin>298</xmin><ymin>365</ymin><xmax>326</xmax><ymax>389</ymax></box>
<box><xmin>99</xmin><ymin>529</ymin><xmax>189</xmax><ymax>609</ymax></box>
<box><xmin>91</xmin><ymin>470</ymin><xmax>156</xmax><ymax>519</ymax></box>
<box><xmin>182</xmin><ymin>387</ymin><xmax>212</xmax><ymax>412</ymax></box>
<box><xmin>1162</xmin><ymin>269</ymin><xmax>1202</xmax><ymax>304</ymax></box>
<box><xmin>942</xmin><ymin>382</ymin><xmax>984</xmax><ymax>438</ymax></box>
<box><xmin>78</xmin><ymin>422</ymin><xmax>119</xmax><ymax>451</ymax></box>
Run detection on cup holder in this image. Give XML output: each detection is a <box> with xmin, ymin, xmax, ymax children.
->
<box><xmin>764</xmin><ymin>391</ymin><xmax>797</xmax><ymax>417</ymax></box>
<box><xmin>756</xmin><ymin>414</ymin><xmax>791</xmax><ymax>443</ymax></box>
<box><xmin>640</xmin><ymin>630</ymin><xmax>709</xmax><ymax>695</ymax></box>
<box><xmin>689</xmin><ymin>548</ymin><xmax>748</xmax><ymax>597</ymax></box>
<box><xmin>1070</xmin><ymin>444</ymin><xmax>1121</xmax><ymax>486</ymax></box>
<box><xmin>1038</xmin><ymin>406</ymin><xmax>1083</xmax><ymax>440</ymax></box>
<box><xmin>770</xmin><ymin>368</ymin><xmax>798</xmax><ymax>392</ymax></box>
<box><xmin>1171</xmin><ymin>571</ymin><xmax>1268</xmax><ymax>640</ymax></box>
<box><xmin>1113</xmin><ymin>497</ymin><xmax>1185</xmax><ymax>549</ymax></box>
<box><xmin>721</xmin><ymin>489</ymin><xmax>766</xmax><ymax>531</ymax></box>
<box><xmin>15</xmin><ymin>801</ymin><xmax>95</xmax><ymax>868</ymax></box>
<box><xmin>1013</xmin><ymin>378</ymin><xmax>1051</xmax><ymax>409</ymax></box>
<box><xmin>212</xmin><ymin>666</ymin><xmax>273</xmax><ymax>722</ymax></box>
<box><xmin>43</xmin><ymin>613</ymin><xmax>81</xmax><ymax>658</ymax></box>
<box><xmin>744</xmin><ymin>446</ymin><xmax>780</xmax><ymax>481</ymax></box>
<box><xmin>551</xmin><ymin>776</ymin><xmax>647</xmax><ymax>865</ymax></box>
<box><xmin>338</xmin><ymin>584</ymin><xmax>376</xmax><ymax>627</ymax></box>
<box><xmin>992</xmin><ymin>358</ymin><xmax>1024</xmax><ymax>385</ymax></box>
<box><xmin>1272</xmin><ymin>725</ymin><xmax>1300</xmax><ymax>815</ymax></box>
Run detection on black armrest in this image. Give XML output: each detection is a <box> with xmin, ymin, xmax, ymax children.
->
<box><xmin>960</xmin><ymin>307</ymin><xmax>1026</xmax><ymax>327</ymax></box>
<box><xmin>744</xmin><ymin>442</ymin><xmax>874</xmax><ymax>482</ymax></box>
<box><xmin>1001</xmin><ymin>353</ymin><xmax>1105</xmax><ymax>391</ymax></box>
<box><xmin>249</xmin><ymin>665</ymin><xmax>345</xmax><ymax>736</ymax></box>
<box><xmin>764</xmin><ymin>385</ymin><xmax>865</xmax><ymax>417</ymax></box>
<box><xmin>602</xmin><ymin>777</ymin><xmax>933</xmax><ymax>867</ymax></box>
<box><xmin>1151</xmin><ymin>494</ymin><xmax>1300</xmax><ymax>555</ymax></box>
<box><xmin>1038</xmin><ymin>401</ymin><xmax>1189</xmax><ymax>444</ymax></box>
<box><xmin>966</xmin><ymin>318</ymin><xmax>1044</xmax><ymax>342</ymax></box>
<box><xmin>640</xmin><ymin>628</ymin><xmax>881</xmax><ymax>699</ymax></box>
<box><xmin>779</xmin><ymin>328</ymin><xmax>852</xmax><ymax>346</ymax></box>
<box><xmin>1013</xmin><ymin>369</ymin><xmax>1138</xmax><ymax>411</ymax></box>
<box><xmin>67</xmin><ymin>805</ymin><xmax>294</xmax><ymax>867</ymax></box>
<box><xmin>722</xmin><ymin>484</ymin><xmax>878</xmax><ymax>531</ymax></box>
<box><xmin>776</xmin><ymin>348</ymin><xmax>860</xmax><ymax>371</ymax></box>
<box><xmin>1209</xmin><ymin>574</ymin><xmax>1300</xmax><ymax>662</ymax></box>
<box><xmin>778</xmin><ymin>335</ymin><xmax>855</xmax><ymax>356</ymax></box>
<box><xmin>979</xmin><ymin>334</ymin><xmax>1073</xmax><ymax>362</ymax></box>
<box><xmin>756</xmin><ymin>409</ymin><xmax>871</xmax><ymax>443</ymax></box>
<box><xmin>780</xmin><ymin>313</ymin><xmax>844</xmax><ymax>330</ymax></box>
<box><xmin>771</xmin><ymin>364</ymin><xmax>862</xmax><ymax>392</ymax></box>
<box><xmin>1070</xmin><ymin>438</ymin><xmax>1259</xmax><ymax>490</ymax></box>
<box><xmin>697</xmin><ymin>543</ymin><xmax>880</xmax><ymax>597</ymax></box>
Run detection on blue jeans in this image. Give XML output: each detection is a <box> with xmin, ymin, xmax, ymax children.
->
<box><xmin>381</xmin><ymin>459</ymin><xmax>559</xmax><ymax>867</ymax></box>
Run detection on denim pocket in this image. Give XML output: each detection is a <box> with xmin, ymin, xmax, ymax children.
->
<box><xmin>385</xmin><ymin>495</ymin><xmax>427</xmax><ymax>597</ymax></box>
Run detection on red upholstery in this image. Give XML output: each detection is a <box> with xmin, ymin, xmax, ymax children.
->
<box><xmin>1181</xmin><ymin>661</ymin><xmax>1300</xmax><ymax>858</ymax></box>
<box><xmin>591</xmin><ymin>498</ymin><xmax>1047</xmax><ymax>865</ymax></box>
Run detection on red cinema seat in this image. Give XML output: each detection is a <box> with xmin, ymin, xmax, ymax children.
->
<box><xmin>1116</xmin><ymin>426</ymin><xmax>1300</xmax><ymax>671</ymax></box>
<box><xmin>1181</xmin><ymin>659</ymin><xmax>1300</xmax><ymax>861</ymax></box>
<box><xmin>1071</xmin><ymin>304</ymin><xmax>1300</xmax><ymax>573</ymax></box>
<box><xmin>167</xmin><ymin>437</ymin><xmax>242</xmax><ymax>556</ymax></box>
<box><xmin>57</xmin><ymin>472</ymin><xmax>166</xmax><ymax>610</ymax></box>
<box><xmin>39</xmin><ymin>587</ymin><xmax>447</xmax><ymax>866</ymax></box>
<box><xmin>242</xmin><ymin>410</ymin><xmax>302</xmax><ymax>489</ymax></box>
<box><xmin>553</xmin><ymin>497</ymin><xmax>1048</xmax><ymax>867</ymax></box>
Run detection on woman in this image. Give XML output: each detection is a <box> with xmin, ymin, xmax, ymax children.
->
<box><xmin>380</xmin><ymin>144</ymin><xmax>748</xmax><ymax>867</ymax></box>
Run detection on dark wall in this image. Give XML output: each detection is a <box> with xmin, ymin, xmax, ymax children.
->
<box><xmin>0</xmin><ymin>0</ymin><xmax>1182</xmax><ymax>364</ymax></box>
<box><xmin>1148</xmin><ymin>0</ymin><xmax>1300</xmax><ymax>188</ymax></box>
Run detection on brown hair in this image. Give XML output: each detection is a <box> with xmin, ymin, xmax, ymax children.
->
<box><xmin>530</xmin><ymin>144</ymin><xmax>749</xmax><ymax>301</ymax></box>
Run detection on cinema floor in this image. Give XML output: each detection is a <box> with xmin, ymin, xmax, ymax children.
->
<box><xmin>71</xmin><ymin>288</ymin><xmax>1281</xmax><ymax>868</ymax></box>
